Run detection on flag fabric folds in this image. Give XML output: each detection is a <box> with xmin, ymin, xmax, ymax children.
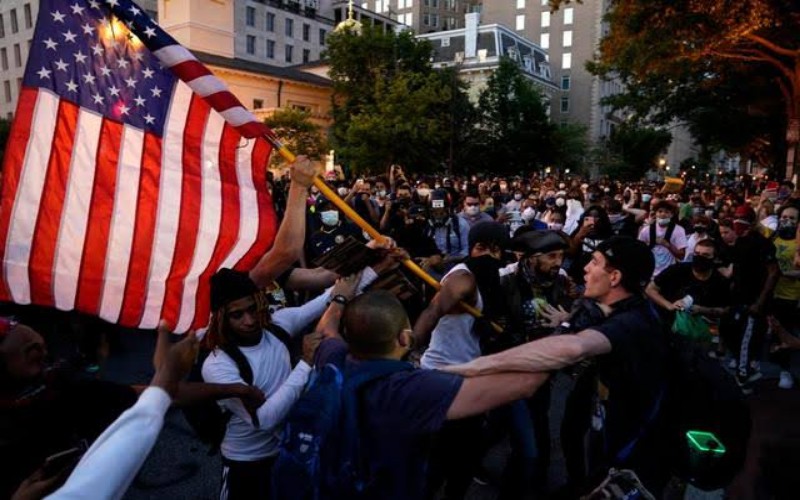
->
<box><xmin>0</xmin><ymin>0</ymin><xmax>277</xmax><ymax>332</ymax></box>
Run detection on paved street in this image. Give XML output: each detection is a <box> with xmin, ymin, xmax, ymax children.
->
<box><xmin>65</xmin><ymin>328</ymin><xmax>799</xmax><ymax>499</ymax></box>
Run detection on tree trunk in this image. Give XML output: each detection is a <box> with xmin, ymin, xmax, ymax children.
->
<box><xmin>786</xmin><ymin>117</ymin><xmax>798</xmax><ymax>183</ymax></box>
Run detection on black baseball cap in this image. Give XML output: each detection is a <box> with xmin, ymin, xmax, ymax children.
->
<box><xmin>595</xmin><ymin>237</ymin><xmax>654</xmax><ymax>292</ymax></box>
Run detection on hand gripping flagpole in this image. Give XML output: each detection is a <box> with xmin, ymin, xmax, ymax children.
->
<box><xmin>264</xmin><ymin>133</ymin><xmax>502</xmax><ymax>333</ymax></box>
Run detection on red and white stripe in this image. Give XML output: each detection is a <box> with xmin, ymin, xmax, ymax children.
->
<box><xmin>151</xmin><ymin>46</ymin><xmax>270</xmax><ymax>140</ymax></box>
<box><xmin>0</xmin><ymin>85</ymin><xmax>276</xmax><ymax>332</ymax></box>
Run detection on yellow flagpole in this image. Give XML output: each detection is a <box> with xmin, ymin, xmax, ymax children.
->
<box><xmin>271</xmin><ymin>143</ymin><xmax>501</xmax><ymax>332</ymax></box>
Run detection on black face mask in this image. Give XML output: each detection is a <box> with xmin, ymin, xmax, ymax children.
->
<box><xmin>466</xmin><ymin>254</ymin><xmax>503</xmax><ymax>316</ymax></box>
<box><xmin>692</xmin><ymin>255</ymin><xmax>715</xmax><ymax>273</ymax></box>
<box><xmin>777</xmin><ymin>223</ymin><xmax>797</xmax><ymax>240</ymax></box>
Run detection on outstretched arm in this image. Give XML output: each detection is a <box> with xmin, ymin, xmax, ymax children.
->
<box><xmin>250</xmin><ymin>156</ymin><xmax>317</xmax><ymax>288</ymax></box>
<box><xmin>443</xmin><ymin>329</ymin><xmax>611</xmax><ymax>377</ymax></box>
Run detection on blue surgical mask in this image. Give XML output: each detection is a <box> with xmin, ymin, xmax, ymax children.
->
<box><xmin>320</xmin><ymin>210</ymin><xmax>339</xmax><ymax>227</ymax></box>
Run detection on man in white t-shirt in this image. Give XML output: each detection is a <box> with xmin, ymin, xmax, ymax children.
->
<box><xmin>638</xmin><ymin>201</ymin><xmax>687</xmax><ymax>277</ymax></box>
<box><xmin>201</xmin><ymin>268</ymin><xmax>361</xmax><ymax>500</ymax></box>
<box><xmin>413</xmin><ymin>221</ymin><xmax>510</xmax><ymax>499</ymax></box>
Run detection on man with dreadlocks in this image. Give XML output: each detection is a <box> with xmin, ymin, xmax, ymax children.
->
<box><xmin>201</xmin><ymin>268</ymin><xmax>364</xmax><ymax>500</ymax></box>
<box><xmin>411</xmin><ymin>221</ymin><xmax>511</xmax><ymax>500</ymax></box>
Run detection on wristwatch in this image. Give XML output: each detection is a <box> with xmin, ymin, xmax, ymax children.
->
<box><xmin>330</xmin><ymin>294</ymin><xmax>349</xmax><ymax>306</ymax></box>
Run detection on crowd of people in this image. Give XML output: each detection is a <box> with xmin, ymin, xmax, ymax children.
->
<box><xmin>1</xmin><ymin>157</ymin><xmax>799</xmax><ymax>499</ymax></box>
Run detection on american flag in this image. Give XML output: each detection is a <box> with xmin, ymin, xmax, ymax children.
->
<box><xmin>0</xmin><ymin>0</ymin><xmax>278</xmax><ymax>332</ymax></box>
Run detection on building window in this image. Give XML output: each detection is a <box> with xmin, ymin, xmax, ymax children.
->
<box><xmin>560</xmin><ymin>96</ymin><xmax>569</xmax><ymax>113</ymax></box>
<box><xmin>24</xmin><ymin>4</ymin><xmax>32</xmax><ymax>29</ymax></box>
<box><xmin>517</xmin><ymin>0</ymin><xmax>526</xmax><ymax>8</ymax></box>
<box><xmin>562</xmin><ymin>52</ymin><xmax>571</xmax><ymax>69</ymax></box>
<box><xmin>266</xmin><ymin>39</ymin><xmax>275</xmax><ymax>58</ymax></box>
<box><xmin>246</xmin><ymin>6</ymin><xmax>255</xmax><ymax>27</ymax></box>
<box><xmin>561</xmin><ymin>75</ymin><xmax>571</xmax><ymax>90</ymax></box>
<box><xmin>13</xmin><ymin>44</ymin><xmax>21</xmax><ymax>67</ymax></box>
<box><xmin>16</xmin><ymin>77</ymin><xmax>21</xmax><ymax>91</ymax></box>
<box><xmin>10</xmin><ymin>9</ymin><xmax>19</xmax><ymax>34</ymax></box>
<box><xmin>4</xmin><ymin>81</ymin><xmax>11</xmax><ymax>103</ymax></box>
<box><xmin>266</xmin><ymin>12</ymin><xmax>275</xmax><ymax>32</ymax></box>
<box><xmin>540</xmin><ymin>33</ymin><xmax>549</xmax><ymax>49</ymax></box>
<box><xmin>515</xmin><ymin>15</ymin><xmax>525</xmax><ymax>30</ymax></box>
<box><xmin>303</xmin><ymin>48</ymin><xmax>310</xmax><ymax>63</ymax></box>
<box><xmin>0</xmin><ymin>48</ymin><xmax>7</xmax><ymax>71</ymax></box>
<box><xmin>541</xmin><ymin>11</ymin><xmax>550</xmax><ymax>28</ymax></box>
<box><xmin>319</xmin><ymin>29</ymin><xmax>326</xmax><ymax>45</ymax></box>
<box><xmin>246</xmin><ymin>35</ymin><xmax>256</xmax><ymax>54</ymax></box>
<box><xmin>253</xmin><ymin>99</ymin><xmax>264</xmax><ymax>109</ymax></box>
<box><xmin>0</xmin><ymin>14</ymin><xmax>4</xmax><ymax>38</ymax></box>
<box><xmin>564</xmin><ymin>7</ymin><xmax>574</xmax><ymax>25</ymax></box>
<box><xmin>285</xmin><ymin>18</ymin><xmax>294</xmax><ymax>38</ymax></box>
<box><xmin>285</xmin><ymin>44</ymin><xmax>293</xmax><ymax>63</ymax></box>
<box><xmin>563</xmin><ymin>30</ymin><xmax>572</xmax><ymax>47</ymax></box>
<box><xmin>303</xmin><ymin>24</ymin><xmax>310</xmax><ymax>41</ymax></box>
<box><xmin>423</xmin><ymin>14</ymin><xmax>428</xmax><ymax>26</ymax></box>
<box><xmin>431</xmin><ymin>14</ymin><xmax>439</xmax><ymax>27</ymax></box>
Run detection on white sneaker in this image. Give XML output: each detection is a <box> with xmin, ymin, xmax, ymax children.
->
<box><xmin>779</xmin><ymin>371</ymin><xmax>795</xmax><ymax>390</ymax></box>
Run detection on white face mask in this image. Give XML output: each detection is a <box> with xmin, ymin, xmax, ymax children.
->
<box><xmin>465</xmin><ymin>205</ymin><xmax>480</xmax><ymax>216</ymax></box>
<box><xmin>514</xmin><ymin>194</ymin><xmax>523</xmax><ymax>201</ymax></box>
<box><xmin>377</xmin><ymin>190</ymin><xmax>386</xmax><ymax>198</ymax></box>
<box><xmin>522</xmin><ymin>207</ymin><xmax>536</xmax><ymax>221</ymax></box>
<box><xmin>337</xmin><ymin>187</ymin><xmax>348</xmax><ymax>197</ymax></box>
<box><xmin>555</xmin><ymin>198</ymin><xmax>566</xmax><ymax>207</ymax></box>
<box><xmin>320</xmin><ymin>210</ymin><xmax>339</xmax><ymax>227</ymax></box>
<box><xmin>548</xmin><ymin>222</ymin><xmax>564</xmax><ymax>231</ymax></box>
<box><xmin>417</xmin><ymin>188</ymin><xmax>430</xmax><ymax>198</ymax></box>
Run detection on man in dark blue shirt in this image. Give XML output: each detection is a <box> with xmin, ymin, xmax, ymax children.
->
<box><xmin>446</xmin><ymin>236</ymin><xmax>669</xmax><ymax>495</ymax></box>
<box><xmin>312</xmin><ymin>290</ymin><xmax>548</xmax><ymax>500</ymax></box>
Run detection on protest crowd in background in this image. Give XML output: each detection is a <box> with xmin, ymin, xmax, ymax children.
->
<box><xmin>2</xmin><ymin>157</ymin><xmax>800</xmax><ymax>500</ymax></box>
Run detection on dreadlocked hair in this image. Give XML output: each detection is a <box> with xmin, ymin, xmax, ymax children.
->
<box><xmin>202</xmin><ymin>290</ymin><xmax>272</xmax><ymax>351</ymax></box>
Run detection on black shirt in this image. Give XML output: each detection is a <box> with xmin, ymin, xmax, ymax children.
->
<box><xmin>725</xmin><ymin>232</ymin><xmax>776</xmax><ymax>304</ymax></box>
<box><xmin>591</xmin><ymin>295</ymin><xmax>667</xmax><ymax>464</ymax></box>
<box><xmin>654</xmin><ymin>263</ymin><xmax>731</xmax><ymax>308</ymax></box>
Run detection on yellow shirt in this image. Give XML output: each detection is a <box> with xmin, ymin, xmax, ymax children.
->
<box><xmin>774</xmin><ymin>236</ymin><xmax>800</xmax><ymax>300</ymax></box>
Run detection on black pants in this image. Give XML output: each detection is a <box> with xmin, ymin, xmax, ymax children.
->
<box><xmin>220</xmin><ymin>455</ymin><xmax>276</xmax><ymax>500</ymax></box>
<box><xmin>720</xmin><ymin>305</ymin><xmax>767</xmax><ymax>377</ymax></box>
<box><xmin>425</xmin><ymin>416</ymin><xmax>484</xmax><ymax>500</ymax></box>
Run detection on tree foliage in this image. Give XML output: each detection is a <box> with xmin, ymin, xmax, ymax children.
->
<box><xmin>0</xmin><ymin>118</ymin><xmax>11</xmax><ymax>164</ymax></box>
<box><xmin>472</xmin><ymin>58</ymin><xmax>557</xmax><ymax>174</ymax></box>
<box><xmin>594</xmin><ymin>123</ymin><xmax>672</xmax><ymax>181</ymax></box>
<box><xmin>264</xmin><ymin>108</ymin><xmax>328</xmax><ymax>168</ymax></box>
<box><xmin>554</xmin><ymin>0</ymin><xmax>800</xmax><ymax>177</ymax></box>
<box><xmin>326</xmin><ymin>25</ymin><xmax>463</xmax><ymax>174</ymax></box>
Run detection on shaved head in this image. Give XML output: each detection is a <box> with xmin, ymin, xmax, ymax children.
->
<box><xmin>342</xmin><ymin>291</ymin><xmax>409</xmax><ymax>357</ymax></box>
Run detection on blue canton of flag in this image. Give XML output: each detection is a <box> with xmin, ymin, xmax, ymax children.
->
<box><xmin>24</xmin><ymin>0</ymin><xmax>176</xmax><ymax>135</ymax></box>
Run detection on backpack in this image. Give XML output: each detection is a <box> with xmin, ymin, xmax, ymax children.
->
<box><xmin>425</xmin><ymin>215</ymin><xmax>462</xmax><ymax>254</ymax></box>
<box><xmin>182</xmin><ymin>325</ymin><xmax>293</xmax><ymax>454</ymax></box>
<box><xmin>648</xmin><ymin>220</ymin><xmax>676</xmax><ymax>249</ymax></box>
<box><xmin>271</xmin><ymin>358</ymin><xmax>414</xmax><ymax>500</ymax></box>
<box><xmin>664</xmin><ymin>336</ymin><xmax>751</xmax><ymax>490</ymax></box>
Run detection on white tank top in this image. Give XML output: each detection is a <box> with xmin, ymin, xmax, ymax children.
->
<box><xmin>421</xmin><ymin>263</ymin><xmax>484</xmax><ymax>370</ymax></box>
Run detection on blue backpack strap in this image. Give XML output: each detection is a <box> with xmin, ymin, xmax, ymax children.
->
<box><xmin>614</xmin><ymin>386</ymin><xmax>665</xmax><ymax>464</ymax></box>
